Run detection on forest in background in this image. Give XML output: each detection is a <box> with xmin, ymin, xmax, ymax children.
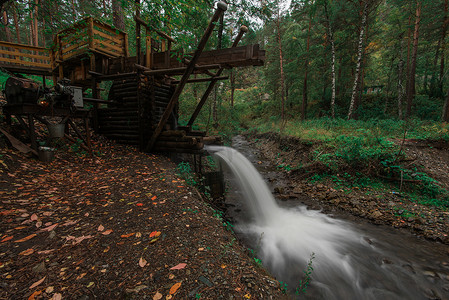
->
<box><xmin>1</xmin><ymin>0</ymin><xmax>449</xmax><ymax>131</ymax></box>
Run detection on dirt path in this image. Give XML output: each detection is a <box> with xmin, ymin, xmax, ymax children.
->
<box><xmin>0</xmin><ymin>140</ymin><xmax>285</xmax><ymax>299</ymax></box>
<box><xmin>247</xmin><ymin>133</ymin><xmax>449</xmax><ymax>245</ymax></box>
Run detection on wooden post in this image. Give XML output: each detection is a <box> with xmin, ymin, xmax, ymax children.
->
<box><xmin>57</xmin><ymin>35</ymin><xmax>64</xmax><ymax>80</ymax></box>
<box><xmin>167</xmin><ymin>40</ymin><xmax>171</xmax><ymax>68</ymax></box>
<box><xmin>187</xmin><ymin>25</ymin><xmax>248</xmax><ymax>127</ymax></box>
<box><xmin>135</xmin><ymin>0</ymin><xmax>141</xmax><ymax>64</ymax></box>
<box><xmin>145</xmin><ymin>28</ymin><xmax>151</xmax><ymax>68</ymax></box>
<box><xmin>124</xmin><ymin>33</ymin><xmax>129</xmax><ymax>57</ymax></box>
<box><xmin>146</xmin><ymin>2</ymin><xmax>228</xmax><ymax>152</ymax></box>
<box><xmin>88</xmin><ymin>17</ymin><xmax>94</xmax><ymax>50</ymax></box>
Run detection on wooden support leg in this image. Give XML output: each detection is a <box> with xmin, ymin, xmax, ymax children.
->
<box><xmin>67</xmin><ymin>119</ymin><xmax>89</xmax><ymax>150</ymax></box>
<box><xmin>5</xmin><ymin>114</ymin><xmax>12</xmax><ymax>126</ymax></box>
<box><xmin>16</xmin><ymin>116</ymin><xmax>30</xmax><ymax>136</ymax></box>
<box><xmin>188</xmin><ymin>25</ymin><xmax>248</xmax><ymax>127</ymax></box>
<box><xmin>28</xmin><ymin>114</ymin><xmax>38</xmax><ymax>152</ymax></box>
<box><xmin>145</xmin><ymin>2</ymin><xmax>228</xmax><ymax>152</ymax></box>
<box><xmin>84</xmin><ymin>118</ymin><xmax>93</xmax><ymax>155</ymax></box>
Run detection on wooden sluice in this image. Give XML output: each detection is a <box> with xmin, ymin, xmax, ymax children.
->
<box><xmin>0</xmin><ymin>1</ymin><xmax>264</xmax><ymax>155</ymax></box>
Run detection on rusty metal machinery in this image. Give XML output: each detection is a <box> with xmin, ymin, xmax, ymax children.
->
<box><xmin>4</xmin><ymin>77</ymin><xmax>83</xmax><ymax>109</ymax></box>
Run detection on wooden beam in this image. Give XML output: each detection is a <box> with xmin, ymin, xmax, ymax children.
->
<box><xmin>188</xmin><ymin>25</ymin><xmax>248</xmax><ymax>127</ymax></box>
<box><xmin>83</xmin><ymin>97</ymin><xmax>113</xmax><ymax>104</ymax></box>
<box><xmin>172</xmin><ymin>76</ymin><xmax>228</xmax><ymax>84</ymax></box>
<box><xmin>146</xmin><ymin>1</ymin><xmax>228</xmax><ymax>152</ymax></box>
<box><xmin>93</xmin><ymin>72</ymin><xmax>137</xmax><ymax>81</ymax></box>
<box><xmin>142</xmin><ymin>64</ymin><xmax>221</xmax><ymax>75</ymax></box>
<box><xmin>134</xmin><ymin>16</ymin><xmax>176</xmax><ymax>43</ymax></box>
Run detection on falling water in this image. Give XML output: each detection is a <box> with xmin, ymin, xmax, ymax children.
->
<box><xmin>207</xmin><ymin>145</ymin><xmax>449</xmax><ymax>300</ymax></box>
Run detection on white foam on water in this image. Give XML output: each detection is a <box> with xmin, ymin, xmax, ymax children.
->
<box><xmin>208</xmin><ymin>147</ymin><xmax>362</xmax><ymax>291</ymax></box>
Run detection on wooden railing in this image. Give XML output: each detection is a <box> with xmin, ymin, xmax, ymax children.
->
<box><xmin>56</xmin><ymin>17</ymin><xmax>128</xmax><ymax>62</ymax></box>
<box><xmin>0</xmin><ymin>41</ymin><xmax>52</xmax><ymax>72</ymax></box>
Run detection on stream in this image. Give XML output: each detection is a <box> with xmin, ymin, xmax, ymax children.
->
<box><xmin>209</xmin><ymin>136</ymin><xmax>449</xmax><ymax>300</ymax></box>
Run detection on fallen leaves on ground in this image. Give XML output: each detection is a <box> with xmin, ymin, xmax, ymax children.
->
<box><xmin>0</xmin><ymin>139</ymin><xmax>286</xmax><ymax>299</ymax></box>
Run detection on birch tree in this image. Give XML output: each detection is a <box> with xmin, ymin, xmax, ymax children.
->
<box><xmin>347</xmin><ymin>0</ymin><xmax>368</xmax><ymax>120</ymax></box>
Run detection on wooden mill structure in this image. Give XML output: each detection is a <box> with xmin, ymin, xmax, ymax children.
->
<box><xmin>0</xmin><ymin>2</ymin><xmax>265</xmax><ymax>154</ymax></box>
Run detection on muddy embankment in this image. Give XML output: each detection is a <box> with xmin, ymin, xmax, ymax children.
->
<box><xmin>244</xmin><ymin>132</ymin><xmax>449</xmax><ymax>245</ymax></box>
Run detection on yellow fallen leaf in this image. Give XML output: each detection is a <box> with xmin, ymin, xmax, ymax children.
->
<box><xmin>28</xmin><ymin>290</ymin><xmax>42</xmax><ymax>300</ymax></box>
<box><xmin>153</xmin><ymin>292</ymin><xmax>163</xmax><ymax>300</ymax></box>
<box><xmin>19</xmin><ymin>248</ymin><xmax>34</xmax><ymax>256</ymax></box>
<box><xmin>102</xmin><ymin>229</ymin><xmax>113</xmax><ymax>235</ymax></box>
<box><xmin>52</xmin><ymin>293</ymin><xmax>62</xmax><ymax>300</ymax></box>
<box><xmin>139</xmin><ymin>257</ymin><xmax>147</xmax><ymax>268</ymax></box>
<box><xmin>121</xmin><ymin>232</ymin><xmax>135</xmax><ymax>238</ymax></box>
<box><xmin>15</xmin><ymin>234</ymin><xmax>36</xmax><ymax>243</ymax></box>
<box><xmin>29</xmin><ymin>276</ymin><xmax>46</xmax><ymax>289</ymax></box>
<box><xmin>169</xmin><ymin>282</ymin><xmax>181</xmax><ymax>295</ymax></box>
<box><xmin>149</xmin><ymin>231</ymin><xmax>161</xmax><ymax>238</ymax></box>
<box><xmin>98</xmin><ymin>225</ymin><xmax>104</xmax><ymax>232</ymax></box>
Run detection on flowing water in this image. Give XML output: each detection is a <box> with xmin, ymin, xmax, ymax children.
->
<box><xmin>206</xmin><ymin>138</ymin><xmax>449</xmax><ymax>300</ymax></box>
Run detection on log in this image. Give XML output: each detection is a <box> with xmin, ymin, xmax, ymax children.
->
<box><xmin>114</xmin><ymin>86</ymin><xmax>138</xmax><ymax>93</ymax></box>
<box><xmin>113</xmin><ymin>82</ymin><xmax>138</xmax><ymax>89</ymax></box>
<box><xmin>84</xmin><ymin>97</ymin><xmax>113</xmax><ymax>104</ymax></box>
<box><xmin>152</xmin><ymin>147</ymin><xmax>206</xmax><ymax>154</ymax></box>
<box><xmin>96</xmin><ymin>72</ymin><xmax>137</xmax><ymax>81</ymax></box>
<box><xmin>154</xmin><ymin>141</ymin><xmax>203</xmax><ymax>149</ymax></box>
<box><xmin>99</xmin><ymin>129</ymin><xmax>138</xmax><ymax>135</ymax></box>
<box><xmin>160</xmin><ymin>130</ymin><xmax>186</xmax><ymax>137</ymax></box>
<box><xmin>102</xmin><ymin>133</ymin><xmax>139</xmax><ymax>140</ymax></box>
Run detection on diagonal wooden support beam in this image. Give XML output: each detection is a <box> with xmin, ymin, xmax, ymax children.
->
<box><xmin>187</xmin><ymin>25</ymin><xmax>248</xmax><ymax>127</ymax></box>
<box><xmin>145</xmin><ymin>1</ymin><xmax>228</xmax><ymax>152</ymax></box>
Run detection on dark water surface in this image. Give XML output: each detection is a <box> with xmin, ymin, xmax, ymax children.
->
<box><xmin>216</xmin><ymin>136</ymin><xmax>449</xmax><ymax>300</ymax></box>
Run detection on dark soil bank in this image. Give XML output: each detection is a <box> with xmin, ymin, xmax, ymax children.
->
<box><xmin>246</xmin><ymin>132</ymin><xmax>449</xmax><ymax>245</ymax></box>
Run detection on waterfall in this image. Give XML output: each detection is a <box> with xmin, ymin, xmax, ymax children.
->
<box><xmin>207</xmin><ymin>145</ymin><xmax>438</xmax><ymax>299</ymax></box>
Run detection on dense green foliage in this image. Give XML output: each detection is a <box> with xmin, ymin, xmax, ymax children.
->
<box><xmin>1</xmin><ymin>0</ymin><xmax>448</xmax><ymax>207</ymax></box>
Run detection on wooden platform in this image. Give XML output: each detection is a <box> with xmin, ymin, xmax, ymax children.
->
<box><xmin>0</xmin><ymin>7</ymin><xmax>263</xmax><ymax>154</ymax></box>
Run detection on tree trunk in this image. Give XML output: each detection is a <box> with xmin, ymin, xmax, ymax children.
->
<box><xmin>405</xmin><ymin>2</ymin><xmax>413</xmax><ymax>101</ymax></box>
<box><xmin>275</xmin><ymin>11</ymin><xmax>286</xmax><ymax>121</ymax></box>
<box><xmin>2</xmin><ymin>8</ymin><xmax>12</xmax><ymax>42</ymax></box>
<box><xmin>324</xmin><ymin>0</ymin><xmax>337</xmax><ymax>118</ymax></box>
<box><xmin>398</xmin><ymin>40</ymin><xmax>405</xmax><ymax>119</ymax></box>
<box><xmin>34</xmin><ymin>0</ymin><xmax>38</xmax><ymax>46</ymax></box>
<box><xmin>12</xmin><ymin>3</ymin><xmax>20</xmax><ymax>43</ymax></box>
<box><xmin>301</xmin><ymin>18</ymin><xmax>312</xmax><ymax>121</ymax></box>
<box><xmin>112</xmin><ymin>0</ymin><xmax>125</xmax><ymax>31</ymax></box>
<box><xmin>347</xmin><ymin>1</ymin><xmax>368</xmax><ymax>120</ymax></box>
<box><xmin>406</xmin><ymin>1</ymin><xmax>421</xmax><ymax>118</ymax></box>
<box><xmin>442</xmin><ymin>88</ymin><xmax>449</xmax><ymax>121</ymax></box>
<box><xmin>230</xmin><ymin>69</ymin><xmax>235</xmax><ymax>107</ymax></box>
<box><xmin>29</xmin><ymin>10</ymin><xmax>35</xmax><ymax>46</ymax></box>
<box><xmin>327</xmin><ymin>12</ymin><xmax>336</xmax><ymax>118</ymax></box>
<box><xmin>440</xmin><ymin>0</ymin><xmax>448</xmax><ymax>94</ymax></box>
<box><xmin>71</xmin><ymin>0</ymin><xmax>76</xmax><ymax>22</ymax></box>
<box><xmin>212</xmin><ymin>13</ymin><xmax>224</xmax><ymax>126</ymax></box>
